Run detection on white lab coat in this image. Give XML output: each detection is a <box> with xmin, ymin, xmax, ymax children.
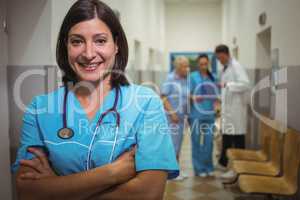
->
<box><xmin>221</xmin><ymin>58</ymin><xmax>250</xmax><ymax>135</ymax></box>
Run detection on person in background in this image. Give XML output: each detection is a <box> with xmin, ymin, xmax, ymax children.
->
<box><xmin>161</xmin><ymin>56</ymin><xmax>189</xmax><ymax>181</ymax></box>
<box><xmin>215</xmin><ymin>44</ymin><xmax>250</xmax><ymax>179</ymax></box>
<box><xmin>188</xmin><ymin>54</ymin><xmax>218</xmax><ymax>178</ymax></box>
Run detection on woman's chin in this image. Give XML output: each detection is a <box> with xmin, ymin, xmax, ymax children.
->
<box><xmin>77</xmin><ymin>73</ymin><xmax>108</xmax><ymax>84</ymax></box>
<box><xmin>76</xmin><ymin>68</ymin><xmax>104</xmax><ymax>79</ymax></box>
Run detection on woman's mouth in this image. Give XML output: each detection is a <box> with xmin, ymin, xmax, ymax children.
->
<box><xmin>78</xmin><ymin>62</ymin><xmax>103</xmax><ymax>72</ymax></box>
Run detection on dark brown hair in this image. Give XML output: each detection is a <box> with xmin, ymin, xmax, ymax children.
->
<box><xmin>214</xmin><ymin>44</ymin><xmax>230</xmax><ymax>55</ymax></box>
<box><xmin>197</xmin><ymin>54</ymin><xmax>215</xmax><ymax>82</ymax></box>
<box><xmin>56</xmin><ymin>0</ymin><xmax>129</xmax><ymax>88</ymax></box>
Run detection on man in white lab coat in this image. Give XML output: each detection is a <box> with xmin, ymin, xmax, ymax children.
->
<box><xmin>215</xmin><ymin>45</ymin><xmax>250</xmax><ymax>178</ymax></box>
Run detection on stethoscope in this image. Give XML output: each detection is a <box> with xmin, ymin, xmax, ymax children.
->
<box><xmin>57</xmin><ymin>86</ymin><xmax>120</xmax><ymax>170</ymax></box>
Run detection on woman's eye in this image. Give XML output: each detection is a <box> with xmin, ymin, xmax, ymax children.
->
<box><xmin>70</xmin><ymin>39</ymin><xmax>83</xmax><ymax>46</ymax></box>
<box><xmin>95</xmin><ymin>39</ymin><xmax>107</xmax><ymax>45</ymax></box>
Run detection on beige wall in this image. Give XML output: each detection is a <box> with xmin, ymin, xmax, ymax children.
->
<box><xmin>165</xmin><ymin>1</ymin><xmax>222</xmax><ymax>53</ymax></box>
<box><xmin>222</xmin><ymin>0</ymin><xmax>300</xmax><ymax>68</ymax></box>
<box><xmin>222</xmin><ymin>0</ymin><xmax>300</xmax><ymax>126</ymax></box>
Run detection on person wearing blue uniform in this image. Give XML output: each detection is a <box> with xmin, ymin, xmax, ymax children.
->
<box><xmin>12</xmin><ymin>1</ymin><xmax>178</xmax><ymax>199</ymax></box>
<box><xmin>161</xmin><ymin>56</ymin><xmax>189</xmax><ymax>180</ymax></box>
<box><xmin>188</xmin><ymin>54</ymin><xmax>218</xmax><ymax>178</ymax></box>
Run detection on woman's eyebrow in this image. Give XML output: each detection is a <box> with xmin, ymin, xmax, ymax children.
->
<box><xmin>68</xmin><ymin>34</ymin><xmax>84</xmax><ymax>39</ymax></box>
<box><xmin>93</xmin><ymin>33</ymin><xmax>109</xmax><ymax>37</ymax></box>
<box><xmin>68</xmin><ymin>33</ymin><xmax>108</xmax><ymax>38</ymax></box>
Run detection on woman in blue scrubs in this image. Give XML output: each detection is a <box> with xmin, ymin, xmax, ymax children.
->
<box><xmin>188</xmin><ymin>54</ymin><xmax>218</xmax><ymax>178</ymax></box>
<box><xmin>12</xmin><ymin>1</ymin><xmax>178</xmax><ymax>199</ymax></box>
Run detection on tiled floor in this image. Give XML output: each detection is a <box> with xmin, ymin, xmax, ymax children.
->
<box><xmin>163</xmin><ymin>121</ymin><xmax>260</xmax><ymax>200</ymax></box>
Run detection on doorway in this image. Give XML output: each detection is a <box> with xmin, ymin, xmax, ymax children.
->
<box><xmin>256</xmin><ymin>27</ymin><xmax>272</xmax><ymax>70</ymax></box>
<box><xmin>251</xmin><ymin>27</ymin><xmax>272</xmax><ymax>148</ymax></box>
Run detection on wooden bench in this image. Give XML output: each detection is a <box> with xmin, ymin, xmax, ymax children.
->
<box><xmin>238</xmin><ymin>128</ymin><xmax>300</xmax><ymax>200</ymax></box>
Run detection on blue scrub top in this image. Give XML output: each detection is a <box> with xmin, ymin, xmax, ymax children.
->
<box><xmin>12</xmin><ymin>84</ymin><xmax>179</xmax><ymax>179</ymax></box>
<box><xmin>161</xmin><ymin>71</ymin><xmax>188</xmax><ymax>119</ymax></box>
<box><xmin>188</xmin><ymin>71</ymin><xmax>218</xmax><ymax>120</ymax></box>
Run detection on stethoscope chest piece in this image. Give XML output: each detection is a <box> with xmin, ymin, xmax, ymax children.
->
<box><xmin>58</xmin><ymin>127</ymin><xmax>74</xmax><ymax>139</ymax></box>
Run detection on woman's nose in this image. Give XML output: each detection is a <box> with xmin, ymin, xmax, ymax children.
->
<box><xmin>83</xmin><ymin>42</ymin><xmax>96</xmax><ymax>60</ymax></box>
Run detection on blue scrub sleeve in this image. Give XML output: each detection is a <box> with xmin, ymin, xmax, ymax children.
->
<box><xmin>160</xmin><ymin>75</ymin><xmax>172</xmax><ymax>96</ymax></box>
<box><xmin>188</xmin><ymin>74</ymin><xmax>196</xmax><ymax>94</ymax></box>
<box><xmin>135</xmin><ymin>93</ymin><xmax>179</xmax><ymax>179</ymax></box>
<box><xmin>11</xmin><ymin>97</ymin><xmax>45</xmax><ymax>173</ymax></box>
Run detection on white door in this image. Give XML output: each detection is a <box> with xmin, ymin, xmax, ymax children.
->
<box><xmin>0</xmin><ymin>0</ymin><xmax>13</xmax><ymax>199</ymax></box>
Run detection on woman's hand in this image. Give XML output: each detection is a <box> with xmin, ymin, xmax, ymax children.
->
<box><xmin>218</xmin><ymin>82</ymin><xmax>227</xmax><ymax>88</ymax></box>
<box><xmin>19</xmin><ymin>147</ymin><xmax>56</xmax><ymax>180</ymax></box>
<box><xmin>170</xmin><ymin>113</ymin><xmax>180</xmax><ymax>124</ymax></box>
<box><xmin>110</xmin><ymin>147</ymin><xmax>136</xmax><ymax>184</ymax></box>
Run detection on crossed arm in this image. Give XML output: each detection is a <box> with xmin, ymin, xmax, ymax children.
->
<box><xmin>16</xmin><ymin>148</ymin><xmax>167</xmax><ymax>200</ymax></box>
<box><xmin>89</xmin><ymin>171</ymin><xmax>167</xmax><ymax>200</ymax></box>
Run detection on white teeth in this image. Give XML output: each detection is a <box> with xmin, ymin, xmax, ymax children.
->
<box><xmin>81</xmin><ymin>63</ymin><xmax>100</xmax><ymax>68</ymax></box>
<box><xmin>87</xmin><ymin>64</ymin><xmax>97</xmax><ymax>67</ymax></box>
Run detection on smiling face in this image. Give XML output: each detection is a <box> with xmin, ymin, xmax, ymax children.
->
<box><xmin>176</xmin><ymin>61</ymin><xmax>189</xmax><ymax>78</ymax></box>
<box><xmin>198</xmin><ymin>57</ymin><xmax>209</xmax><ymax>71</ymax></box>
<box><xmin>67</xmin><ymin>18</ymin><xmax>118</xmax><ymax>83</ymax></box>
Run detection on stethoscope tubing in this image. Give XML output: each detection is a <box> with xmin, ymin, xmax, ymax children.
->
<box><xmin>62</xmin><ymin>86</ymin><xmax>120</xmax><ymax>170</ymax></box>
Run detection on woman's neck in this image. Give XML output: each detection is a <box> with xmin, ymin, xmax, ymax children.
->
<box><xmin>73</xmin><ymin>76</ymin><xmax>111</xmax><ymax>101</ymax></box>
<box><xmin>72</xmin><ymin>76</ymin><xmax>112</xmax><ymax>120</ymax></box>
<box><xmin>200</xmin><ymin>69</ymin><xmax>208</xmax><ymax>76</ymax></box>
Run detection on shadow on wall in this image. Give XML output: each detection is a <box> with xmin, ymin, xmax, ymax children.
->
<box><xmin>8</xmin><ymin>0</ymin><xmax>49</xmax><ymax>64</ymax></box>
